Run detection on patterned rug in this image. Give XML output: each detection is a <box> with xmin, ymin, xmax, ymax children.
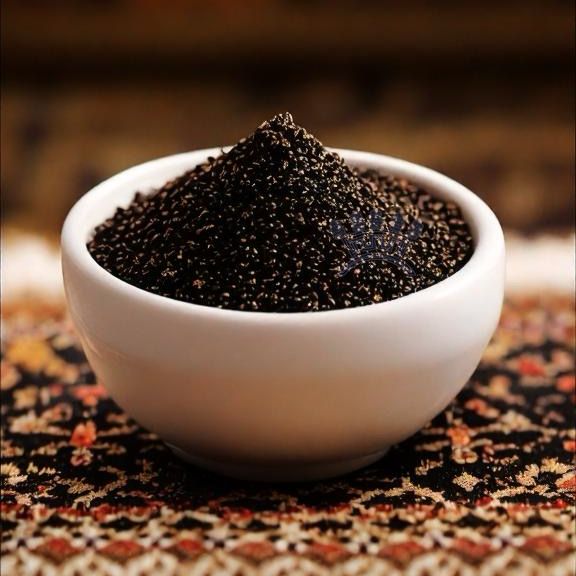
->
<box><xmin>1</xmin><ymin>296</ymin><xmax>575</xmax><ymax>575</ymax></box>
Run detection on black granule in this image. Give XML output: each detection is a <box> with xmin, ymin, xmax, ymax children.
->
<box><xmin>87</xmin><ymin>113</ymin><xmax>473</xmax><ymax>312</ymax></box>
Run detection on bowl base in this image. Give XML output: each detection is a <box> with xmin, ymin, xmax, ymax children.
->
<box><xmin>166</xmin><ymin>443</ymin><xmax>389</xmax><ymax>482</ymax></box>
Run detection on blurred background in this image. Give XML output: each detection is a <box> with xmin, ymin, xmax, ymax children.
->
<box><xmin>1</xmin><ymin>0</ymin><xmax>574</xmax><ymax>240</ymax></box>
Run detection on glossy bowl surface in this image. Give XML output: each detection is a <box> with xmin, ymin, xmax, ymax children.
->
<box><xmin>61</xmin><ymin>149</ymin><xmax>505</xmax><ymax>481</ymax></box>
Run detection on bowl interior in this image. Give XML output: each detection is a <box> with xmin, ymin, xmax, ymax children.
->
<box><xmin>62</xmin><ymin>148</ymin><xmax>504</xmax><ymax>318</ymax></box>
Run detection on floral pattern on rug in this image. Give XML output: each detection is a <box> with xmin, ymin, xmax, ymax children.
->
<box><xmin>1</xmin><ymin>296</ymin><xmax>575</xmax><ymax>575</ymax></box>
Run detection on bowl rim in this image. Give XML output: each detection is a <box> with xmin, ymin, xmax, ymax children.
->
<box><xmin>61</xmin><ymin>148</ymin><xmax>505</xmax><ymax>322</ymax></box>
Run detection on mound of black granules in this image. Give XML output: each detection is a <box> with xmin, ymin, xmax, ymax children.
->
<box><xmin>88</xmin><ymin>113</ymin><xmax>473</xmax><ymax>312</ymax></box>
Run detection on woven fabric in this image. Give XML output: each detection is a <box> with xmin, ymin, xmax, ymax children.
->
<box><xmin>1</xmin><ymin>296</ymin><xmax>575</xmax><ymax>575</ymax></box>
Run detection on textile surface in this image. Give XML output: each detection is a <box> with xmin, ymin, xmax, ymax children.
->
<box><xmin>1</xmin><ymin>296</ymin><xmax>575</xmax><ymax>575</ymax></box>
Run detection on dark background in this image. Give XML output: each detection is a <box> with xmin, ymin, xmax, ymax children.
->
<box><xmin>2</xmin><ymin>0</ymin><xmax>574</xmax><ymax>237</ymax></box>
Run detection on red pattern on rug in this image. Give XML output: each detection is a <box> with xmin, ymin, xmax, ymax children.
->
<box><xmin>1</xmin><ymin>296</ymin><xmax>575</xmax><ymax>575</ymax></box>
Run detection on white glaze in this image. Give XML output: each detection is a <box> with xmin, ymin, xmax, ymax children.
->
<box><xmin>61</xmin><ymin>149</ymin><xmax>505</xmax><ymax>481</ymax></box>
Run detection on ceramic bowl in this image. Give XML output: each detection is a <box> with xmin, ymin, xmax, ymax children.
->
<box><xmin>61</xmin><ymin>149</ymin><xmax>505</xmax><ymax>481</ymax></box>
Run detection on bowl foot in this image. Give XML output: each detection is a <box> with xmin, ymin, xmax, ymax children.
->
<box><xmin>166</xmin><ymin>443</ymin><xmax>389</xmax><ymax>482</ymax></box>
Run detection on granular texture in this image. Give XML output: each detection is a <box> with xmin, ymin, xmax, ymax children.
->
<box><xmin>88</xmin><ymin>113</ymin><xmax>473</xmax><ymax>312</ymax></box>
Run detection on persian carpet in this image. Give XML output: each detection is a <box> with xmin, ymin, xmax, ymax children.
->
<box><xmin>1</xmin><ymin>296</ymin><xmax>575</xmax><ymax>575</ymax></box>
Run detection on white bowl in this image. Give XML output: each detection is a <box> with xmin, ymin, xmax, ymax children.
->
<box><xmin>61</xmin><ymin>149</ymin><xmax>505</xmax><ymax>482</ymax></box>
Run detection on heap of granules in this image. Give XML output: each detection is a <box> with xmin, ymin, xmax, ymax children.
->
<box><xmin>88</xmin><ymin>113</ymin><xmax>473</xmax><ymax>312</ymax></box>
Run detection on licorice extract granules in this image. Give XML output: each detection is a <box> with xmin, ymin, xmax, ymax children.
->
<box><xmin>88</xmin><ymin>113</ymin><xmax>473</xmax><ymax>312</ymax></box>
